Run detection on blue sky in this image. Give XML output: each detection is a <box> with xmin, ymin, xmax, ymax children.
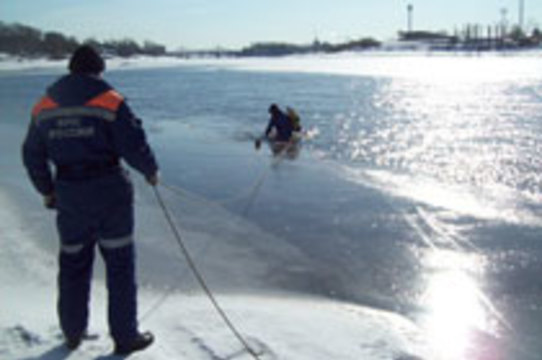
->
<box><xmin>1</xmin><ymin>0</ymin><xmax>540</xmax><ymax>50</ymax></box>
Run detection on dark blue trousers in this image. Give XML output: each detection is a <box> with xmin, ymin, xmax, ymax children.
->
<box><xmin>55</xmin><ymin>171</ymin><xmax>138</xmax><ymax>344</ymax></box>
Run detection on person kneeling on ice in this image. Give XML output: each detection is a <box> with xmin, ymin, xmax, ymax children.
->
<box><xmin>22</xmin><ymin>45</ymin><xmax>158</xmax><ymax>355</ymax></box>
<box><xmin>265</xmin><ymin>103</ymin><xmax>294</xmax><ymax>142</ymax></box>
<box><xmin>255</xmin><ymin>103</ymin><xmax>301</xmax><ymax>149</ymax></box>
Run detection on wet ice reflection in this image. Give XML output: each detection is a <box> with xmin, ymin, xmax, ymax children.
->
<box><xmin>420</xmin><ymin>250</ymin><xmax>501</xmax><ymax>359</ymax></box>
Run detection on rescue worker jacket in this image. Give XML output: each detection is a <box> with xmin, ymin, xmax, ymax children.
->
<box><xmin>23</xmin><ymin>74</ymin><xmax>158</xmax><ymax>195</ymax></box>
<box><xmin>265</xmin><ymin>110</ymin><xmax>294</xmax><ymax>142</ymax></box>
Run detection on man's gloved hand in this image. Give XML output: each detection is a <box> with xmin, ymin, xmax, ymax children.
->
<box><xmin>43</xmin><ymin>193</ymin><xmax>56</xmax><ymax>209</ymax></box>
<box><xmin>146</xmin><ymin>172</ymin><xmax>159</xmax><ymax>187</ymax></box>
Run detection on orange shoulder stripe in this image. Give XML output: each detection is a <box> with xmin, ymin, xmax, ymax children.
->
<box><xmin>85</xmin><ymin>90</ymin><xmax>124</xmax><ymax>112</ymax></box>
<box><xmin>31</xmin><ymin>96</ymin><xmax>59</xmax><ymax>117</ymax></box>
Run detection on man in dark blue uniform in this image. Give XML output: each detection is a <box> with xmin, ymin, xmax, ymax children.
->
<box><xmin>264</xmin><ymin>103</ymin><xmax>294</xmax><ymax>142</ymax></box>
<box><xmin>22</xmin><ymin>45</ymin><xmax>157</xmax><ymax>355</ymax></box>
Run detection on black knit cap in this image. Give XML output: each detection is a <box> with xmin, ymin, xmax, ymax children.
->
<box><xmin>268</xmin><ymin>103</ymin><xmax>280</xmax><ymax>114</ymax></box>
<box><xmin>68</xmin><ymin>45</ymin><xmax>105</xmax><ymax>75</ymax></box>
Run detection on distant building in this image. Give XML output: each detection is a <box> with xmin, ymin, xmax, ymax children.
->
<box><xmin>398</xmin><ymin>31</ymin><xmax>458</xmax><ymax>50</ymax></box>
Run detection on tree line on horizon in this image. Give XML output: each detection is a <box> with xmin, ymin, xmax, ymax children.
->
<box><xmin>0</xmin><ymin>20</ymin><xmax>383</xmax><ymax>59</ymax></box>
<box><xmin>237</xmin><ymin>38</ymin><xmax>381</xmax><ymax>57</ymax></box>
<box><xmin>3</xmin><ymin>20</ymin><xmax>541</xmax><ymax>60</ymax></box>
<box><xmin>0</xmin><ymin>21</ymin><xmax>166</xmax><ymax>59</ymax></box>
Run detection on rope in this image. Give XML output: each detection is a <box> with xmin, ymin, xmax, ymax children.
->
<box><xmin>140</xmin><ymin>157</ymin><xmax>270</xmax><ymax>325</ymax></box>
<box><xmin>141</xmin><ymin>138</ymin><xmax>300</xmax><ymax>351</ymax></box>
<box><xmin>139</xmin><ymin>179</ymin><xmax>260</xmax><ymax>327</ymax></box>
<box><xmin>151</xmin><ymin>186</ymin><xmax>263</xmax><ymax>360</ymax></box>
<box><xmin>241</xmin><ymin>138</ymin><xmax>298</xmax><ymax>215</ymax></box>
<box><xmin>161</xmin><ymin>138</ymin><xmax>297</xmax><ymax>211</ymax></box>
<box><xmin>161</xmin><ymin>154</ymin><xmax>266</xmax><ymax>207</ymax></box>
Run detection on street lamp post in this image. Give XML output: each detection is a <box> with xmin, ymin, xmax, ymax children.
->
<box><xmin>519</xmin><ymin>0</ymin><xmax>525</xmax><ymax>31</ymax></box>
<box><xmin>407</xmin><ymin>4</ymin><xmax>413</xmax><ymax>33</ymax></box>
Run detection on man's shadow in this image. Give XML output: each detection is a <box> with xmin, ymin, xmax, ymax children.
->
<box><xmin>22</xmin><ymin>344</ymin><xmax>70</xmax><ymax>360</ymax></box>
<box><xmin>23</xmin><ymin>343</ymin><xmax>126</xmax><ymax>360</ymax></box>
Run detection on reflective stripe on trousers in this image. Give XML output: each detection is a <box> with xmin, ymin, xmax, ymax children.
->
<box><xmin>61</xmin><ymin>235</ymin><xmax>133</xmax><ymax>254</ymax></box>
<box><xmin>99</xmin><ymin>235</ymin><xmax>133</xmax><ymax>250</ymax></box>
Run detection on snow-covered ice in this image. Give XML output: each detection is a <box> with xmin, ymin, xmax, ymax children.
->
<box><xmin>0</xmin><ymin>186</ymin><xmax>435</xmax><ymax>360</ymax></box>
<box><xmin>0</xmin><ymin>121</ymin><xmax>435</xmax><ymax>359</ymax></box>
<box><xmin>6</xmin><ymin>51</ymin><xmax>536</xmax><ymax>359</ymax></box>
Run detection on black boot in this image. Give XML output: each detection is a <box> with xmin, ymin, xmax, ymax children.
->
<box><xmin>65</xmin><ymin>330</ymin><xmax>89</xmax><ymax>351</ymax></box>
<box><xmin>114</xmin><ymin>331</ymin><xmax>154</xmax><ymax>355</ymax></box>
<box><xmin>65</xmin><ymin>337</ymin><xmax>82</xmax><ymax>350</ymax></box>
<box><xmin>65</xmin><ymin>331</ymin><xmax>98</xmax><ymax>351</ymax></box>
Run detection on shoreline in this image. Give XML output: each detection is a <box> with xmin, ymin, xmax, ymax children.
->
<box><xmin>2</xmin><ymin>50</ymin><xmax>542</xmax><ymax>83</ymax></box>
<box><xmin>1</xmin><ymin>48</ymin><xmax>542</xmax><ymax>71</ymax></box>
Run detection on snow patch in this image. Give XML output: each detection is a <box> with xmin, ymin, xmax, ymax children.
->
<box><xmin>0</xmin><ymin>184</ymin><xmax>436</xmax><ymax>359</ymax></box>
